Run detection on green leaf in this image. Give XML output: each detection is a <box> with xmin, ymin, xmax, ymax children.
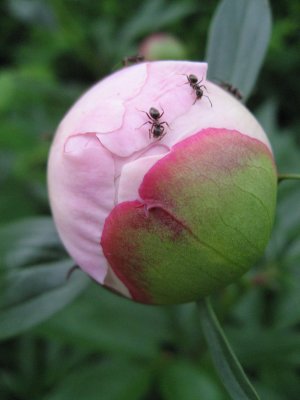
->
<box><xmin>0</xmin><ymin>218</ymin><xmax>89</xmax><ymax>339</ymax></box>
<box><xmin>256</xmin><ymin>102</ymin><xmax>300</xmax><ymax>174</ymax></box>
<box><xmin>0</xmin><ymin>217</ymin><xmax>66</xmax><ymax>269</ymax></box>
<box><xmin>160</xmin><ymin>359</ymin><xmax>225</xmax><ymax>400</ymax></box>
<box><xmin>37</xmin><ymin>283</ymin><xmax>172</xmax><ymax>359</ymax></box>
<box><xmin>198</xmin><ymin>298</ymin><xmax>260</xmax><ymax>400</ymax></box>
<box><xmin>206</xmin><ymin>0</ymin><xmax>272</xmax><ymax>100</ymax></box>
<box><xmin>227</xmin><ymin>327</ymin><xmax>300</xmax><ymax>368</ymax></box>
<box><xmin>44</xmin><ymin>358</ymin><xmax>152</xmax><ymax>400</ymax></box>
<box><xmin>2</xmin><ymin>259</ymin><xmax>80</xmax><ymax>307</ymax></box>
<box><xmin>0</xmin><ymin>267</ymin><xmax>89</xmax><ymax>340</ymax></box>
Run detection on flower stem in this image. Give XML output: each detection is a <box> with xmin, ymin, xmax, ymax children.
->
<box><xmin>278</xmin><ymin>173</ymin><xmax>300</xmax><ymax>183</ymax></box>
<box><xmin>197</xmin><ymin>298</ymin><xmax>260</xmax><ymax>400</ymax></box>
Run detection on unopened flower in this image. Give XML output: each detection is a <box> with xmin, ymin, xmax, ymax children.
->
<box><xmin>48</xmin><ymin>61</ymin><xmax>277</xmax><ymax>304</ymax></box>
<box><xmin>139</xmin><ymin>33</ymin><xmax>187</xmax><ymax>61</ymax></box>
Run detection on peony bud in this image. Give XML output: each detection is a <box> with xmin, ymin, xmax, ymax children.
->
<box><xmin>48</xmin><ymin>61</ymin><xmax>277</xmax><ymax>305</ymax></box>
<box><xmin>139</xmin><ymin>33</ymin><xmax>187</xmax><ymax>61</ymax></box>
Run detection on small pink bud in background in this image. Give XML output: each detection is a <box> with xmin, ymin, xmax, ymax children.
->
<box><xmin>139</xmin><ymin>33</ymin><xmax>187</xmax><ymax>61</ymax></box>
<box><xmin>48</xmin><ymin>61</ymin><xmax>277</xmax><ymax>305</ymax></box>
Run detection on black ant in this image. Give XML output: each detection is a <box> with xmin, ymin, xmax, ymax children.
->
<box><xmin>182</xmin><ymin>74</ymin><xmax>212</xmax><ymax>107</ymax></box>
<box><xmin>218</xmin><ymin>81</ymin><xmax>243</xmax><ymax>100</ymax></box>
<box><xmin>122</xmin><ymin>54</ymin><xmax>145</xmax><ymax>66</ymax></box>
<box><xmin>139</xmin><ymin>107</ymin><xmax>169</xmax><ymax>140</ymax></box>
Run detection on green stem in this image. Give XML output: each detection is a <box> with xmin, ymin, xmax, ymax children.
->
<box><xmin>197</xmin><ymin>298</ymin><xmax>260</xmax><ymax>400</ymax></box>
<box><xmin>277</xmin><ymin>173</ymin><xmax>300</xmax><ymax>183</ymax></box>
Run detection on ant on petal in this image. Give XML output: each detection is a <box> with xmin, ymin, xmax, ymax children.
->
<box><xmin>218</xmin><ymin>81</ymin><xmax>243</xmax><ymax>101</ymax></box>
<box><xmin>181</xmin><ymin>74</ymin><xmax>212</xmax><ymax>107</ymax></box>
<box><xmin>122</xmin><ymin>54</ymin><xmax>145</xmax><ymax>66</ymax></box>
<box><xmin>138</xmin><ymin>107</ymin><xmax>170</xmax><ymax>140</ymax></box>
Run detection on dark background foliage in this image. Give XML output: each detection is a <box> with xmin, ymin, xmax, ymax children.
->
<box><xmin>0</xmin><ymin>1</ymin><xmax>299</xmax><ymax>399</ymax></box>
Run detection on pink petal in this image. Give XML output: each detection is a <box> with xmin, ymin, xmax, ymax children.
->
<box><xmin>48</xmin><ymin>132</ymin><xmax>115</xmax><ymax>283</ymax></box>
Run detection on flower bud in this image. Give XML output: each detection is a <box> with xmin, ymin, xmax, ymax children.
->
<box><xmin>48</xmin><ymin>61</ymin><xmax>277</xmax><ymax>304</ymax></box>
<box><xmin>139</xmin><ymin>33</ymin><xmax>187</xmax><ymax>61</ymax></box>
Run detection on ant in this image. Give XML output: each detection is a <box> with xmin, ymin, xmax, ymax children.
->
<box><xmin>182</xmin><ymin>74</ymin><xmax>212</xmax><ymax>107</ymax></box>
<box><xmin>139</xmin><ymin>107</ymin><xmax>170</xmax><ymax>140</ymax></box>
<box><xmin>218</xmin><ymin>81</ymin><xmax>243</xmax><ymax>101</ymax></box>
<box><xmin>122</xmin><ymin>54</ymin><xmax>145</xmax><ymax>66</ymax></box>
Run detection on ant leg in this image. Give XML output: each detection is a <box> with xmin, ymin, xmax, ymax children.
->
<box><xmin>136</xmin><ymin>109</ymin><xmax>152</xmax><ymax>120</ymax></box>
<box><xmin>203</xmin><ymin>95</ymin><xmax>212</xmax><ymax>107</ymax></box>
<box><xmin>148</xmin><ymin>125</ymin><xmax>161</xmax><ymax>139</ymax></box>
<box><xmin>149</xmin><ymin>127</ymin><xmax>154</xmax><ymax>139</ymax></box>
<box><xmin>158</xmin><ymin>131</ymin><xmax>167</xmax><ymax>141</ymax></box>
<box><xmin>157</xmin><ymin>104</ymin><xmax>165</xmax><ymax>119</ymax></box>
<box><xmin>156</xmin><ymin>126</ymin><xmax>165</xmax><ymax>140</ymax></box>
<box><xmin>177</xmin><ymin>82</ymin><xmax>189</xmax><ymax>88</ymax></box>
<box><xmin>160</xmin><ymin>121</ymin><xmax>171</xmax><ymax>129</ymax></box>
<box><xmin>136</xmin><ymin>121</ymin><xmax>152</xmax><ymax>130</ymax></box>
<box><xmin>176</xmin><ymin>74</ymin><xmax>190</xmax><ymax>87</ymax></box>
<box><xmin>177</xmin><ymin>73</ymin><xmax>189</xmax><ymax>80</ymax></box>
<box><xmin>198</xmin><ymin>76</ymin><xmax>204</xmax><ymax>85</ymax></box>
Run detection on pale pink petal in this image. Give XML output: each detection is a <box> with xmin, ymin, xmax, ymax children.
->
<box><xmin>77</xmin><ymin>100</ymin><xmax>125</xmax><ymax>133</ymax></box>
<box><xmin>55</xmin><ymin>63</ymin><xmax>148</xmax><ymax>145</ymax></box>
<box><xmin>118</xmin><ymin>154</ymin><xmax>167</xmax><ymax>203</ymax></box>
<box><xmin>48</xmin><ymin>132</ymin><xmax>114</xmax><ymax>283</ymax></box>
<box><xmin>98</xmin><ymin>61</ymin><xmax>208</xmax><ymax>157</ymax></box>
<box><xmin>164</xmin><ymin>82</ymin><xmax>271</xmax><ymax>150</ymax></box>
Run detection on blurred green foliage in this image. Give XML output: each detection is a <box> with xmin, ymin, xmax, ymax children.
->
<box><xmin>0</xmin><ymin>0</ymin><xmax>300</xmax><ymax>399</ymax></box>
